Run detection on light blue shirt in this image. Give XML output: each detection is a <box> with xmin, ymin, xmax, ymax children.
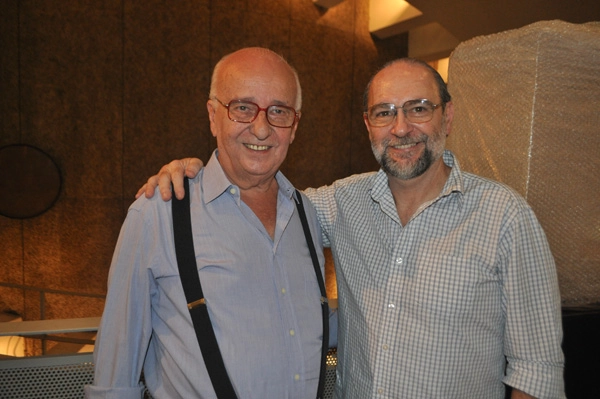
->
<box><xmin>305</xmin><ymin>150</ymin><xmax>564</xmax><ymax>399</ymax></box>
<box><xmin>86</xmin><ymin>150</ymin><xmax>330</xmax><ymax>399</ymax></box>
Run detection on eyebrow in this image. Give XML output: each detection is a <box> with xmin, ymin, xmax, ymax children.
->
<box><xmin>370</xmin><ymin>99</ymin><xmax>434</xmax><ymax>106</ymax></box>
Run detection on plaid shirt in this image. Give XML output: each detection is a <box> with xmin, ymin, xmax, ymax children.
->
<box><xmin>305</xmin><ymin>150</ymin><xmax>564</xmax><ymax>399</ymax></box>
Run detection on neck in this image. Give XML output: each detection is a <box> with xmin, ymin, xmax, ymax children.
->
<box><xmin>239</xmin><ymin>177</ymin><xmax>280</xmax><ymax>239</ymax></box>
<box><xmin>388</xmin><ymin>157</ymin><xmax>450</xmax><ymax>225</ymax></box>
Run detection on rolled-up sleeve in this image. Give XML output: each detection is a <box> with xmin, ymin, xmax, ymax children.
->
<box><xmin>501</xmin><ymin>206</ymin><xmax>565</xmax><ymax>399</ymax></box>
<box><xmin>85</xmin><ymin>206</ymin><xmax>154</xmax><ymax>399</ymax></box>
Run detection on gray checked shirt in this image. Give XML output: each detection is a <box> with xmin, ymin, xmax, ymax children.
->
<box><xmin>305</xmin><ymin>150</ymin><xmax>565</xmax><ymax>399</ymax></box>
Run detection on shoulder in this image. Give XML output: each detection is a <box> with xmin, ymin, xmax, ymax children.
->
<box><xmin>128</xmin><ymin>188</ymin><xmax>172</xmax><ymax>215</ymax></box>
<box><xmin>460</xmin><ymin>171</ymin><xmax>536</xmax><ymax>224</ymax></box>
<box><xmin>124</xmin><ymin>185</ymin><xmax>180</xmax><ymax>234</ymax></box>
<box><xmin>331</xmin><ymin>171</ymin><xmax>379</xmax><ymax>196</ymax></box>
<box><xmin>305</xmin><ymin>171</ymin><xmax>378</xmax><ymax>205</ymax></box>
<box><xmin>448</xmin><ymin>151</ymin><xmax>528</xmax><ymax>210</ymax></box>
<box><xmin>463</xmin><ymin>172</ymin><xmax>527</xmax><ymax>203</ymax></box>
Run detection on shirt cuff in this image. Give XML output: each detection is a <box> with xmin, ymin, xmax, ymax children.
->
<box><xmin>504</xmin><ymin>360</ymin><xmax>565</xmax><ymax>399</ymax></box>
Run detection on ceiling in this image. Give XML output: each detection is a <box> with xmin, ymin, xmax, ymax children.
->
<box><xmin>405</xmin><ymin>0</ymin><xmax>600</xmax><ymax>42</ymax></box>
<box><xmin>369</xmin><ymin>0</ymin><xmax>600</xmax><ymax>60</ymax></box>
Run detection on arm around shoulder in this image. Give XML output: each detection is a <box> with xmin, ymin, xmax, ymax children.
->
<box><xmin>135</xmin><ymin>157</ymin><xmax>204</xmax><ymax>201</ymax></box>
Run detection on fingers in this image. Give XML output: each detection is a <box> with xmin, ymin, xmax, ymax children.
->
<box><xmin>157</xmin><ymin>171</ymin><xmax>175</xmax><ymax>201</ymax></box>
<box><xmin>184</xmin><ymin>158</ymin><xmax>204</xmax><ymax>178</ymax></box>
<box><xmin>134</xmin><ymin>175</ymin><xmax>160</xmax><ymax>199</ymax></box>
<box><xmin>160</xmin><ymin>159</ymin><xmax>187</xmax><ymax>200</ymax></box>
<box><xmin>143</xmin><ymin>175</ymin><xmax>162</xmax><ymax>199</ymax></box>
<box><xmin>133</xmin><ymin>173</ymin><xmax>171</xmax><ymax>201</ymax></box>
<box><xmin>135</xmin><ymin>183</ymin><xmax>148</xmax><ymax>199</ymax></box>
<box><xmin>173</xmin><ymin>158</ymin><xmax>203</xmax><ymax>199</ymax></box>
<box><xmin>134</xmin><ymin>158</ymin><xmax>203</xmax><ymax>201</ymax></box>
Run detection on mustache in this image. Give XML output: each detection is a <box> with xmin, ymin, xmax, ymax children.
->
<box><xmin>382</xmin><ymin>135</ymin><xmax>427</xmax><ymax>147</ymax></box>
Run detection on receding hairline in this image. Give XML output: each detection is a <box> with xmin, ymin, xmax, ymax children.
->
<box><xmin>363</xmin><ymin>57</ymin><xmax>451</xmax><ymax>111</ymax></box>
<box><xmin>209</xmin><ymin>47</ymin><xmax>303</xmax><ymax>110</ymax></box>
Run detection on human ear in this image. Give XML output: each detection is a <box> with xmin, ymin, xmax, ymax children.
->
<box><xmin>207</xmin><ymin>100</ymin><xmax>218</xmax><ymax>138</ymax></box>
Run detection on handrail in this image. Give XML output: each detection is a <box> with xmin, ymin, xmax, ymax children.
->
<box><xmin>0</xmin><ymin>317</ymin><xmax>101</xmax><ymax>337</ymax></box>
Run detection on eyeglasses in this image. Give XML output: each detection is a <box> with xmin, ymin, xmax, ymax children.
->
<box><xmin>212</xmin><ymin>97</ymin><xmax>299</xmax><ymax>128</ymax></box>
<box><xmin>365</xmin><ymin>99</ymin><xmax>442</xmax><ymax>127</ymax></box>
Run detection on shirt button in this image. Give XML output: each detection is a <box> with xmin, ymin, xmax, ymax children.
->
<box><xmin>229</xmin><ymin>187</ymin><xmax>237</xmax><ymax>195</ymax></box>
<box><xmin>294</xmin><ymin>374</ymin><xmax>300</xmax><ymax>381</ymax></box>
<box><xmin>281</xmin><ymin>288</ymin><xmax>286</xmax><ymax>294</ymax></box>
<box><xmin>289</xmin><ymin>329</ymin><xmax>295</xmax><ymax>336</ymax></box>
<box><xmin>396</xmin><ymin>257</ymin><xmax>403</xmax><ymax>264</ymax></box>
<box><xmin>378</xmin><ymin>388</ymin><xmax>384</xmax><ymax>394</ymax></box>
<box><xmin>382</xmin><ymin>344</ymin><xmax>389</xmax><ymax>351</ymax></box>
<box><xmin>387</xmin><ymin>303</ymin><xmax>395</xmax><ymax>309</ymax></box>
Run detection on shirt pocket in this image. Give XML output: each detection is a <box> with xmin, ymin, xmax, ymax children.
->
<box><xmin>409</xmin><ymin>253</ymin><xmax>484</xmax><ymax>319</ymax></box>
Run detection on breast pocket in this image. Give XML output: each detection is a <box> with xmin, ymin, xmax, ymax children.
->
<box><xmin>409</xmin><ymin>253</ymin><xmax>486</xmax><ymax>319</ymax></box>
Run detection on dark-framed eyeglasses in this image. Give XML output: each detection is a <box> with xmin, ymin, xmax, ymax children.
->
<box><xmin>364</xmin><ymin>99</ymin><xmax>442</xmax><ymax>127</ymax></box>
<box><xmin>212</xmin><ymin>97</ymin><xmax>299</xmax><ymax>128</ymax></box>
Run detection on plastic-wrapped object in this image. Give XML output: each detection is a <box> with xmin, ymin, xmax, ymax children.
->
<box><xmin>447</xmin><ymin>20</ymin><xmax>600</xmax><ymax>306</ymax></box>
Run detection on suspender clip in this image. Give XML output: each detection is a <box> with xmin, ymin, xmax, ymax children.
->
<box><xmin>187</xmin><ymin>298</ymin><xmax>206</xmax><ymax>310</ymax></box>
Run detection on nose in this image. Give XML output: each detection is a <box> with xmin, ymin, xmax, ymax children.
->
<box><xmin>251</xmin><ymin>109</ymin><xmax>272</xmax><ymax>140</ymax></box>
<box><xmin>389</xmin><ymin>110</ymin><xmax>412</xmax><ymax>137</ymax></box>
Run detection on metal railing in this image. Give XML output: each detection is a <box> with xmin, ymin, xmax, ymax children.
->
<box><xmin>0</xmin><ymin>317</ymin><xmax>337</xmax><ymax>399</ymax></box>
<box><xmin>0</xmin><ymin>317</ymin><xmax>100</xmax><ymax>399</ymax></box>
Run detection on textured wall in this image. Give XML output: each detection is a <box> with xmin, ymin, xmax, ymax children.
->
<box><xmin>0</xmin><ymin>0</ymin><xmax>407</xmax><ymax>337</ymax></box>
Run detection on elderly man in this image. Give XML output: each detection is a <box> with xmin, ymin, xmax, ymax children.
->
<box><xmin>141</xmin><ymin>58</ymin><xmax>565</xmax><ymax>398</ymax></box>
<box><xmin>86</xmin><ymin>47</ymin><xmax>332</xmax><ymax>399</ymax></box>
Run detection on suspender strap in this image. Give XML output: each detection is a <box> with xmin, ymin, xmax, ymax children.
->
<box><xmin>172</xmin><ymin>179</ymin><xmax>328</xmax><ymax>399</ymax></box>
<box><xmin>172</xmin><ymin>177</ymin><xmax>238</xmax><ymax>399</ymax></box>
<box><xmin>294</xmin><ymin>190</ymin><xmax>330</xmax><ymax>399</ymax></box>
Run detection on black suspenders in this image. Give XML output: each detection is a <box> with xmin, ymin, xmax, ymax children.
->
<box><xmin>294</xmin><ymin>189</ymin><xmax>330</xmax><ymax>399</ymax></box>
<box><xmin>172</xmin><ymin>177</ymin><xmax>237</xmax><ymax>398</ymax></box>
<box><xmin>171</xmin><ymin>178</ymin><xmax>329</xmax><ymax>399</ymax></box>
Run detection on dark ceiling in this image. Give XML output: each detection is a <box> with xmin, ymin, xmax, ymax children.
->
<box><xmin>406</xmin><ymin>0</ymin><xmax>600</xmax><ymax>41</ymax></box>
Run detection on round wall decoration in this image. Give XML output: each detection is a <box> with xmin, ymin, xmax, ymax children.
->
<box><xmin>0</xmin><ymin>144</ymin><xmax>62</xmax><ymax>219</ymax></box>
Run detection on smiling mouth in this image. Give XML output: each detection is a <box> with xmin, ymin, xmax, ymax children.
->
<box><xmin>245</xmin><ymin>144</ymin><xmax>270</xmax><ymax>151</ymax></box>
<box><xmin>390</xmin><ymin>142</ymin><xmax>421</xmax><ymax>150</ymax></box>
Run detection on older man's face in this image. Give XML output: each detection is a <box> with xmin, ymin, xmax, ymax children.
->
<box><xmin>208</xmin><ymin>51</ymin><xmax>299</xmax><ymax>188</ymax></box>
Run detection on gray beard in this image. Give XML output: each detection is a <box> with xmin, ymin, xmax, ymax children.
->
<box><xmin>371</xmin><ymin>117</ymin><xmax>448</xmax><ymax>181</ymax></box>
<box><xmin>378</xmin><ymin>145</ymin><xmax>434</xmax><ymax>180</ymax></box>
<box><xmin>371</xmin><ymin>135</ymin><xmax>440</xmax><ymax>180</ymax></box>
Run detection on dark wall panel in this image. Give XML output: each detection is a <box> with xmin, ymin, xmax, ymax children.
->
<box><xmin>0</xmin><ymin>0</ymin><xmax>408</xmax><ymax>334</ymax></box>
<box><xmin>0</xmin><ymin>0</ymin><xmax>20</xmax><ymax>145</ymax></box>
<box><xmin>123</xmin><ymin>0</ymin><xmax>212</xmax><ymax>195</ymax></box>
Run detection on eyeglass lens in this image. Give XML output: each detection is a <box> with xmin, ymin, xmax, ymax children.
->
<box><xmin>227</xmin><ymin>100</ymin><xmax>296</xmax><ymax>128</ymax></box>
<box><xmin>367</xmin><ymin>100</ymin><xmax>437</xmax><ymax>126</ymax></box>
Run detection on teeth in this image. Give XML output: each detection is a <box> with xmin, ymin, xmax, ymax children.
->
<box><xmin>393</xmin><ymin>143</ymin><xmax>417</xmax><ymax>149</ymax></box>
<box><xmin>246</xmin><ymin>144</ymin><xmax>270</xmax><ymax>151</ymax></box>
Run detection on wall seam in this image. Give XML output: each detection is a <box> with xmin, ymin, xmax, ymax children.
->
<box><xmin>120</xmin><ymin>0</ymin><xmax>126</xmax><ymax>219</ymax></box>
<box><xmin>17</xmin><ymin>0</ymin><xmax>27</xmax><ymax>316</ymax></box>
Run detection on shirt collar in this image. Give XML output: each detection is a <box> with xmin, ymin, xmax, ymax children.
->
<box><xmin>202</xmin><ymin>149</ymin><xmax>296</xmax><ymax>204</ymax></box>
<box><xmin>440</xmin><ymin>149</ymin><xmax>464</xmax><ymax>198</ymax></box>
